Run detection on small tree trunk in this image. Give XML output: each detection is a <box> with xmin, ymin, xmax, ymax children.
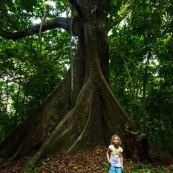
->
<box><xmin>125</xmin><ymin>127</ymin><xmax>150</xmax><ymax>162</ymax></box>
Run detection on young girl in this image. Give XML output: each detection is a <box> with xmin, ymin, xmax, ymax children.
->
<box><xmin>106</xmin><ymin>135</ymin><xmax>124</xmax><ymax>173</ymax></box>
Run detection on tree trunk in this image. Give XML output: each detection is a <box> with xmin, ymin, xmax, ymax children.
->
<box><xmin>0</xmin><ymin>0</ymin><xmax>150</xmax><ymax>171</ymax></box>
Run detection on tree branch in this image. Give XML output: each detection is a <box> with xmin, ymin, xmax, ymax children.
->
<box><xmin>0</xmin><ymin>17</ymin><xmax>70</xmax><ymax>41</ymax></box>
<box><xmin>110</xmin><ymin>4</ymin><xmax>132</xmax><ymax>29</ymax></box>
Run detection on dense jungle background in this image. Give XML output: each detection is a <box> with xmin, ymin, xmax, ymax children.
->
<box><xmin>0</xmin><ymin>0</ymin><xmax>173</xmax><ymax>172</ymax></box>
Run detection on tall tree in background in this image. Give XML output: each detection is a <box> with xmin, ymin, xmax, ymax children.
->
<box><xmin>1</xmin><ymin>0</ymin><xmax>173</xmax><ymax>171</ymax></box>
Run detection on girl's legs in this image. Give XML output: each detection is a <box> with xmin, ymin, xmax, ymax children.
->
<box><xmin>115</xmin><ymin>167</ymin><xmax>122</xmax><ymax>173</ymax></box>
<box><xmin>109</xmin><ymin>166</ymin><xmax>115</xmax><ymax>173</ymax></box>
<box><xmin>109</xmin><ymin>166</ymin><xmax>122</xmax><ymax>173</ymax></box>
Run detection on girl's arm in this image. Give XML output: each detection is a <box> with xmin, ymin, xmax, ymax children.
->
<box><xmin>120</xmin><ymin>153</ymin><xmax>124</xmax><ymax>170</ymax></box>
<box><xmin>106</xmin><ymin>148</ymin><xmax>111</xmax><ymax>164</ymax></box>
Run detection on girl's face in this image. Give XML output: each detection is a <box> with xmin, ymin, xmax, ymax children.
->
<box><xmin>113</xmin><ymin>136</ymin><xmax>120</xmax><ymax>145</ymax></box>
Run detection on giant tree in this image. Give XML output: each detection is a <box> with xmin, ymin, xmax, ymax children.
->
<box><xmin>0</xmin><ymin>0</ymin><xmax>151</xmax><ymax>171</ymax></box>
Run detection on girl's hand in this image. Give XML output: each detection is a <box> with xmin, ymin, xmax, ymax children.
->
<box><xmin>121</xmin><ymin>165</ymin><xmax>124</xmax><ymax>170</ymax></box>
<box><xmin>108</xmin><ymin>160</ymin><xmax>111</xmax><ymax>165</ymax></box>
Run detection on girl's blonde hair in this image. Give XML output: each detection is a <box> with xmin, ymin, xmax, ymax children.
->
<box><xmin>111</xmin><ymin>135</ymin><xmax>122</xmax><ymax>145</ymax></box>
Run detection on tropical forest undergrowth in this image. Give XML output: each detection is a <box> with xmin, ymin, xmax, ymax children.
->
<box><xmin>0</xmin><ymin>146</ymin><xmax>173</xmax><ymax>173</ymax></box>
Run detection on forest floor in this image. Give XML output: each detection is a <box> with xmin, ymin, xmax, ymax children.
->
<box><xmin>0</xmin><ymin>145</ymin><xmax>173</xmax><ymax>173</ymax></box>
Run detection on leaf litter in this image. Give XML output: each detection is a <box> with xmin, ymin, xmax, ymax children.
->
<box><xmin>0</xmin><ymin>145</ymin><xmax>173</xmax><ymax>173</ymax></box>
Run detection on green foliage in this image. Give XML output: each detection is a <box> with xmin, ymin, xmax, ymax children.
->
<box><xmin>0</xmin><ymin>2</ymin><xmax>75</xmax><ymax>140</ymax></box>
<box><xmin>124</xmin><ymin>162</ymin><xmax>171</xmax><ymax>173</ymax></box>
<box><xmin>28</xmin><ymin>161</ymin><xmax>39</xmax><ymax>173</ymax></box>
<box><xmin>109</xmin><ymin>0</ymin><xmax>173</xmax><ymax>151</ymax></box>
<box><xmin>16</xmin><ymin>0</ymin><xmax>38</xmax><ymax>12</ymax></box>
<box><xmin>103</xmin><ymin>162</ymin><xmax>110</xmax><ymax>171</ymax></box>
<box><xmin>0</xmin><ymin>32</ymin><xmax>72</xmax><ymax>139</ymax></box>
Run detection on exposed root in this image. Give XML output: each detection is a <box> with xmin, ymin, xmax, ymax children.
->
<box><xmin>20</xmin><ymin>80</ymin><xmax>95</xmax><ymax>172</ymax></box>
<box><xmin>66</xmin><ymin>93</ymin><xmax>94</xmax><ymax>153</ymax></box>
<box><xmin>0</xmin><ymin>72</ymin><xmax>72</xmax><ymax>161</ymax></box>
